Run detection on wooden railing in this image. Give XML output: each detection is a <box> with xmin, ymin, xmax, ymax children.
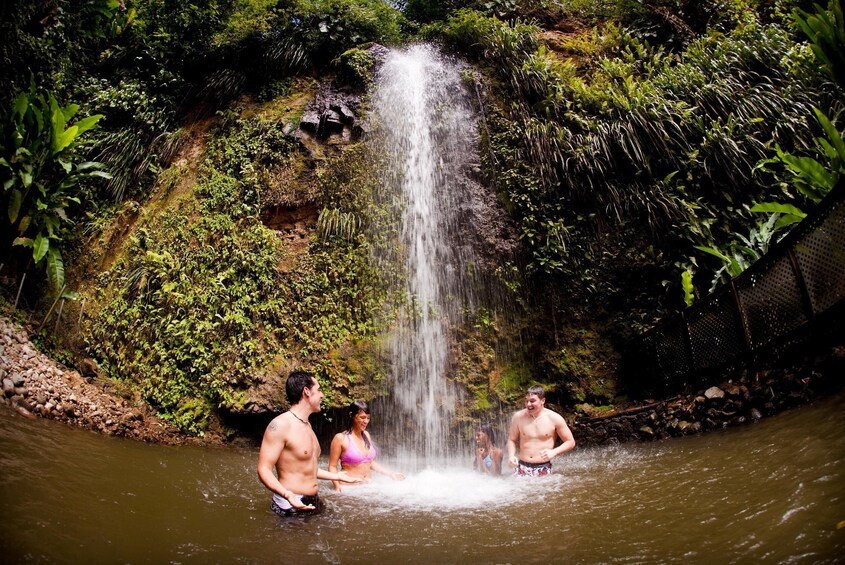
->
<box><xmin>629</xmin><ymin>181</ymin><xmax>845</xmax><ymax>394</ymax></box>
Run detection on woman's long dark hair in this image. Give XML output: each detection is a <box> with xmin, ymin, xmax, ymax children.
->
<box><xmin>347</xmin><ymin>400</ymin><xmax>372</xmax><ymax>449</ymax></box>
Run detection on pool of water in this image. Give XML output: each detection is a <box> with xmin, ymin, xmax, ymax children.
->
<box><xmin>1</xmin><ymin>392</ymin><xmax>843</xmax><ymax>564</ymax></box>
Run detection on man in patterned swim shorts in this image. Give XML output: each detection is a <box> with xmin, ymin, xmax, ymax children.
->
<box><xmin>507</xmin><ymin>385</ymin><xmax>576</xmax><ymax>476</ymax></box>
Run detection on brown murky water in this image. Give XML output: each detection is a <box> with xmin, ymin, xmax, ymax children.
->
<box><xmin>1</xmin><ymin>392</ymin><xmax>843</xmax><ymax>564</ymax></box>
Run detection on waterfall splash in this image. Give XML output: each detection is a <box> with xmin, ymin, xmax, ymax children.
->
<box><xmin>371</xmin><ymin>45</ymin><xmax>478</xmax><ymax>467</ymax></box>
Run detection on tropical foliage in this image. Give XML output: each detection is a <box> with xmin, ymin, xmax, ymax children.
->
<box><xmin>85</xmin><ymin>114</ymin><xmax>394</xmax><ymax>432</ymax></box>
<box><xmin>437</xmin><ymin>5</ymin><xmax>834</xmax><ymax>301</ymax></box>
<box><xmin>0</xmin><ymin>85</ymin><xmax>110</xmax><ymax>291</ymax></box>
<box><xmin>3</xmin><ymin>0</ymin><xmax>844</xmax><ymax>429</ymax></box>
<box><xmin>694</xmin><ymin>0</ymin><xmax>845</xmax><ymax>290</ymax></box>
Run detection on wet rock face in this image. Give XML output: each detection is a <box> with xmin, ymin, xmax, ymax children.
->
<box><xmin>297</xmin><ymin>82</ymin><xmax>365</xmax><ymax>145</ymax></box>
<box><xmin>455</xmin><ymin>172</ymin><xmax>521</xmax><ymax>272</ymax></box>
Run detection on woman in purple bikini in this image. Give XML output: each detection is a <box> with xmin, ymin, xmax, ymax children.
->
<box><xmin>328</xmin><ymin>400</ymin><xmax>405</xmax><ymax>492</ymax></box>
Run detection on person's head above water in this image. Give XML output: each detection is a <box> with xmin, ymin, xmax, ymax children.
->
<box><xmin>525</xmin><ymin>385</ymin><xmax>546</xmax><ymax>416</ymax></box>
<box><xmin>476</xmin><ymin>423</ymin><xmax>496</xmax><ymax>446</ymax></box>
<box><xmin>346</xmin><ymin>400</ymin><xmax>372</xmax><ymax>447</ymax></box>
<box><xmin>285</xmin><ymin>370</ymin><xmax>318</xmax><ymax>405</ymax></box>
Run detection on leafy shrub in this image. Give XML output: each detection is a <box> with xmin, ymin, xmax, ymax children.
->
<box><xmin>0</xmin><ymin>86</ymin><xmax>110</xmax><ymax>291</ymax></box>
<box><xmin>338</xmin><ymin>48</ymin><xmax>377</xmax><ymax>86</ymax></box>
<box><xmin>281</xmin><ymin>0</ymin><xmax>406</xmax><ymax>67</ymax></box>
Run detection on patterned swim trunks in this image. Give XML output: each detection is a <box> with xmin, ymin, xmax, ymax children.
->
<box><xmin>516</xmin><ymin>460</ymin><xmax>553</xmax><ymax>476</ymax></box>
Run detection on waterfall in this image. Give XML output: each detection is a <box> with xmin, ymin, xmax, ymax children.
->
<box><xmin>371</xmin><ymin>44</ymin><xmax>478</xmax><ymax>466</ymax></box>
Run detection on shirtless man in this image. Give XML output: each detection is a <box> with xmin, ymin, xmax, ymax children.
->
<box><xmin>507</xmin><ymin>385</ymin><xmax>576</xmax><ymax>476</ymax></box>
<box><xmin>257</xmin><ymin>370</ymin><xmax>360</xmax><ymax>516</ymax></box>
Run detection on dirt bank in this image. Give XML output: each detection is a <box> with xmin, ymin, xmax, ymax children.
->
<box><xmin>0</xmin><ymin>315</ymin><xmax>227</xmax><ymax>446</ymax></box>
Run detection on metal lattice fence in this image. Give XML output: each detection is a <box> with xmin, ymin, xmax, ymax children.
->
<box><xmin>631</xmin><ymin>183</ymin><xmax>845</xmax><ymax>394</ymax></box>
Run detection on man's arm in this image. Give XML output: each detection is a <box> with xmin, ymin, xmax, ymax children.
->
<box><xmin>256</xmin><ymin>419</ymin><xmax>311</xmax><ymax>509</ymax></box>
<box><xmin>506</xmin><ymin>414</ymin><xmax>520</xmax><ymax>467</ymax></box>
<box><xmin>552</xmin><ymin>414</ymin><xmax>576</xmax><ymax>457</ymax></box>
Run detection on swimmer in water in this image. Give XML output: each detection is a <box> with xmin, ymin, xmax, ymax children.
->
<box><xmin>507</xmin><ymin>385</ymin><xmax>575</xmax><ymax>476</ymax></box>
<box><xmin>328</xmin><ymin>400</ymin><xmax>405</xmax><ymax>492</ymax></box>
<box><xmin>257</xmin><ymin>371</ymin><xmax>361</xmax><ymax>517</ymax></box>
<box><xmin>472</xmin><ymin>423</ymin><xmax>503</xmax><ymax>475</ymax></box>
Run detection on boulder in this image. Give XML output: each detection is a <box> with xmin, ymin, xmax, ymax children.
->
<box><xmin>78</xmin><ymin>358</ymin><xmax>101</xmax><ymax>379</ymax></box>
<box><xmin>704</xmin><ymin>386</ymin><xmax>725</xmax><ymax>399</ymax></box>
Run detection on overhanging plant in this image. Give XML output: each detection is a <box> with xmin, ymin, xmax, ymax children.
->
<box><xmin>0</xmin><ymin>84</ymin><xmax>111</xmax><ymax>292</ymax></box>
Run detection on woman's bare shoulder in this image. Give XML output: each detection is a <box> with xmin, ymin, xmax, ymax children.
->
<box><xmin>331</xmin><ymin>431</ymin><xmax>349</xmax><ymax>445</ymax></box>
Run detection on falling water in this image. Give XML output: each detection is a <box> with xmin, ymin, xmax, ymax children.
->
<box><xmin>371</xmin><ymin>45</ymin><xmax>478</xmax><ymax>465</ymax></box>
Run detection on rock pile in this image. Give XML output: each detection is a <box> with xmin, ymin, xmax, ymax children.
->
<box><xmin>572</xmin><ymin>348</ymin><xmax>845</xmax><ymax>446</ymax></box>
<box><xmin>0</xmin><ymin>315</ymin><xmax>223</xmax><ymax>445</ymax></box>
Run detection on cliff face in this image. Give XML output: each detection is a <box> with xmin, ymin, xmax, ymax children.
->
<box><xmin>42</xmin><ymin>44</ymin><xmax>521</xmax><ymax>436</ymax></box>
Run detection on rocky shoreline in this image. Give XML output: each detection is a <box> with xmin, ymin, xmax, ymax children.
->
<box><xmin>2</xmin><ymin>314</ymin><xmax>843</xmax><ymax>449</ymax></box>
<box><xmin>0</xmin><ymin>315</ymin><xmax>226</xmax><ymax>445</ymax></box>
<box><xmin>572</xmin><ymin>344</ymin><xmax>845</xmax><ymax>445</ymax></box>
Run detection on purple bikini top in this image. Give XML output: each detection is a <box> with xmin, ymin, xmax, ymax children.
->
<box><xmin>340</xmin><ymin>431</ymin><xmax>377</xmax><ymax>465</ymax></box>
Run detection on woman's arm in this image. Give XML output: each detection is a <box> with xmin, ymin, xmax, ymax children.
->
<box><xmin>371</xmin><ymin>460</ymin><xmax>405</xmax><ymax>480</ymax></box>
<box><xmin>328</xmin><ymin>433</ymin><xmax>346</xmax><ymax>492</ymax></box>
<box><xmin>492</xmin><ymin>448</ymin><xmax>504</xmax><ymax>476</ymax></box>
<box><xmin>474</xmin><ymin>446</ymin><xmax>489</xmax><ymax>473</ymax></box>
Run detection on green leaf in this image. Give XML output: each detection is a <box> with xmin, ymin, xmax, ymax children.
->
<box><xmin>780</xmin><ymin>153</ymin><xmax>838</xmax><ymax>190</ymax></box>
<box><xmin>49</xmin><ymin>96</ymin><xmax>66</xmax><ymax>153</ymax></box>
<box><xmin>32</xmin><ymin>105</ymin><xmax>44</xmax><ymax>135</ymax></box>
<box><xmin>749</xmin><ymin>202</ymin><xmax>807</xmax><ymax>217</ymax></box>
<box><xmin>53</xmin><ymin>125</ymin><xmax>79</xmax><ymax>155</ymax></box>
<box><xmin>76</xmin><ymin>161</ymin><xmax>107</xmax><ymax>171</ymax></box>
<box><xmin>33</xmin><ymin>233</ymin><xmax>50</xmax><ymax>262</ymax></box>
<box><xmin>61</xmin><ymin>290</ymin><xmax>80</xmax><ymax>301</ymax></box>
<box><xmin>13</xmin><ymin>92</ymin><xmax>28</xmax><ymax>120</ymax></box>
<box><xmin>681</xmin><ymin>268</ymin><xmax>694</xmax><ymax>307</ymax></box>
<box><xmin>694</xmin><ymin>245</ymin><xmax>731</xmax><ymax>263</ymax></box>
<box><xmin>20</xmin><ymin>169</ymin><xmax>33</xmax><ymax>188</ymax></box>
<box><xmin>774</xmin><ymin>214</ymin><xmax>805</xmax><ymax>231</ymax></box>
<box><xmin>62</xmin><ymin>103</ymin><xmax>80</xmax><ymax>122</ymax></box>
<box><xmin>8</xmin><ymin>189</ymin><xmax>22</xmax><ymax>222</ymax></box>
<box><xmin>813</xmin><ymin>107</ymin><xmax>845</xmax><ymax>163</ymax></box>
<box><xmin>46</xmin><ymin>247</ymin><xmax>65</xmax><ymax>290</ymax></box>
<box><xmin>733</xmin><ymin>245</ymin><xmax>759</xmax><ymax>262</ymax></box>
<box><xmin>73</xmin><ymin>114</ymin><xmax>103</xmax><ymax>136</ymax></box>
<box><xmin>12</xmin><ymin>237</ymin><xmax>34</xmax><ymax>248</ymax></box>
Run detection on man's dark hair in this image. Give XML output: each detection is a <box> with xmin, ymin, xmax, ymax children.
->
<box><xmin>526</xmin><ymin>385</ymin><xmax>545</xmax><ymax>399</ymax></box>
<box><xmin>286</xmin><ymin>370</ymin><xmax>316</xmax><ymax>404</ymax></box>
